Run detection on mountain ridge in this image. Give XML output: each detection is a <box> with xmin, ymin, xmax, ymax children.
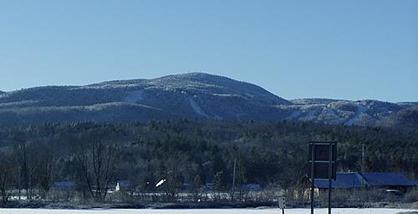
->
<box><xmin>0</xmin><ymin>73</ymin><xmax>415</xmax><ymax>127</ymax></box>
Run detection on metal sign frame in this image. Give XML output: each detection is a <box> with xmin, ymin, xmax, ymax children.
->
<box><xmin>308</xmin><ymin>142</ymin><xmax>337</xmax><ymax>179</ymax></box>
<box><xmin>308</xmin><ymin>141</ymin><xmax>337</xmax><ymax>214</ymax></box>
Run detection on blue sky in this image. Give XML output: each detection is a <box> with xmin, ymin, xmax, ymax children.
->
<box><xmin>0</xmin><ymin>0</ymin><xmax>417</xmax><ymax>102</ymax></box>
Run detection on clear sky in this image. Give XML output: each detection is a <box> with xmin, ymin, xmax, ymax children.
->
<box><xmin>0</xmin><ymin>0</ymin><xmax>417</xmax><ymax>102</ymax></box>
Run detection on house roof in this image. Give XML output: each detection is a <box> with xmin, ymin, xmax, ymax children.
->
<box><xmin>53</xmin><ymin>181</ymin><xmax>75</xmax><ymax>189</ymax></box>
<box><xmin>241</xmin><ymin>183</ymin><xmax>262</xmax><ymax>191</ymax></box>
<box><xmin>360</xmin><ymin>172</ymin><xmax>416</xmax><ymax>187</ymax></box>
<box><xmin>117</xmin><ymin>180</ymin><xmax>131</xmax><ymax>188</ymax></box>
<box><xmin>314</xmin><ymin>172</ymin><xmax>366</xmax><ymax>189</ymax></box>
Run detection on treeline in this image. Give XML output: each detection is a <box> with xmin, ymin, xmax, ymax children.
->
<box><xmin>0</xmin><ymin>120</ymin><xmax>417</xmax><ymax>204</ymax></box>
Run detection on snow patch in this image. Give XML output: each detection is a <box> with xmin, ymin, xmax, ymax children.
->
<box><xmin>345</xmin><ymin>105</ymin><xmax>367</xmax><ymax>125</ymax></box>
<box><xmin>189</xmin><ymin>98</ymin><xmax>209</xmax><ymax>118</ymax></box>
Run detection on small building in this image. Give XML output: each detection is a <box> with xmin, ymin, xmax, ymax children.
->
<box><xmin>314</xmin><ymin>172</ymin><xmax>367</xmax><ymax>190</ymax></box>
<box><xmin>299</xmin><ymin>172</ymin><xmax>417</xmax><ymax>198</ymax></box>
<box><xmin>53</xmin><ymin>181</ymin><xmax>75</xmax><ymax>191</ymax></box>
<box><xmin>241</xmin><ymin>183</ymin><xmax>263</xmax><ymax>192</ymax></box>
<box><xmin>203</xmin><ymin>183</ymin><xmax>215</xmax><ymax>191</ymax></box>
<box><xmin>115</xmin><ymin>180</ymin><xmax>131</xmax><ymax>192</ymax></box>
<box><xmin>360</xmin><ymin>172</ymin><xmax>416</xmax><ymax>192</ymax></box>
<box><xmin>51</xmin><ymin>181</ymin><xmax>76</xmax><ymax>201</ymax></box>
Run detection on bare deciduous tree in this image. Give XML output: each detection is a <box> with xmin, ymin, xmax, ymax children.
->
<box><xmin>33</xmin><ymin>142</ymin><xmax>56</xmax><ymax>199</ymax></box>
<box><xmin>0</xmin><ymin>153</ymin><xmax>15</xmax><ymax>205</ymax></box>
<box><xmin>74</xmin><ymin>135</ymin><xmax>118</xmax><ymax>202</ymax></box>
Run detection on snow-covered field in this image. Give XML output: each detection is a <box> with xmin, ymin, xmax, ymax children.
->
<box><xmin>0</xmin><ymin>208</ymin><xmax>416</xmax><ymax>214</ymax></box>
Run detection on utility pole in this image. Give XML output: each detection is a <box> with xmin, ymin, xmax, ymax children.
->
<box><xmin>232</xmin><ymin>158</ymin><xmax>236</xmax><ymax>198</ymax></box>
<box><xmin>231</xmin><ymin>144</ymin><xmax>239</xmax><ymax>201</ymax></box>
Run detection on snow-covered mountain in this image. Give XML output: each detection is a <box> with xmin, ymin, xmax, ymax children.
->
<box><xmin>282</xmin><ymin>99</ymin><xmax>407</xmax><ymax>126</ymax></box>
<box><xmin>0</xmin><ymin>73</ymin><xmax>415</xmax><ymax>127</ymax></box>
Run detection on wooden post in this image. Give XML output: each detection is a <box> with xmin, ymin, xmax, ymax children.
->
<box><xmin>310</xmin><ymin>144</ymin><xmax>315</xmax><ymax>214</ymax></box>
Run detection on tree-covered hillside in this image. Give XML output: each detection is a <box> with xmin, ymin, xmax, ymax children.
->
<box><xmin>0</xmin><ymin>120</ymin><xmax>416</xmax><ymax>203</ymax></box>
<box><xmin>1</xmin><ymin>73</ymin><xmax>415</xmax><ymax>127</ymax></box>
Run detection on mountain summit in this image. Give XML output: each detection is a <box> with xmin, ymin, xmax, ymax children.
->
<box><xmin>0</xmin><ymin>73</ymin><xmax>289</xmax><ymax>123</ymax></box>
<box><xmin>0</xmin><ymin>73</ymin><xmax>415</xmax><ymax>127</ymax></box>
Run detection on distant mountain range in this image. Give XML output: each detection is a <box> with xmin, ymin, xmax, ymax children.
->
<box><xmin>0</xmin><ymin>73</ymin><xmax>416</xmax><ymax>127</ymax></box>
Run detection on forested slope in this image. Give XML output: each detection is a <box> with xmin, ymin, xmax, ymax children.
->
<box><xmin>0</xmin><ymin>120</ymin><xmax>416</xmax><ymax>199</ymax></box>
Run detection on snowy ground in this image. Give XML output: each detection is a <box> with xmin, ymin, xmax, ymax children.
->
<box><xmin>0</xmin><ymin>208</ymin><xmax>416</xmax><ymax>214</ymax></box>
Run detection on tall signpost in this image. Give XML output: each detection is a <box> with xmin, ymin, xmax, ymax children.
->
<box><xmin>310</xmin><ymin>143</ymin><xmax>315</xmax><ymax>214</ymax></box>
<box><xmin>308</xmin><ymin>141</ymin><xmax>337</xmax><ymax>214</ymax></box>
